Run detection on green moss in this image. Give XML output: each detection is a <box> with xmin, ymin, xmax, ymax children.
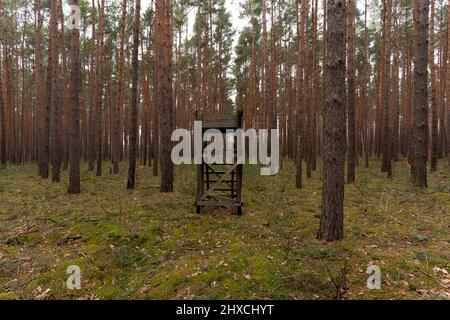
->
<box><xmin>0</xmin><ymin>159</ymin><xmax>449</xmax><ymax>299</ymax></box>
<box><xmin>0</xmin><ymin>292</ymin><xmax>17</xmax><ymax>300</ymax></box>
<box><xmin>113</xmin><ymin>246</ymin><xmax>147</xmax><ymax>268</ymax></box>
<box><xmin>95</xmin><ymin>284</ymin><xmax>123</xmax><ymax>299</ymax></box>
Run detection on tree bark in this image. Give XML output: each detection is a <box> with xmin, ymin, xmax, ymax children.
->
<box><xmin>318</xmin><ymin>0</ymin><xmax>347</xmax><ymax>242</ymax></box>
<box><xmin>429</xmin><ymin>0</ymin><xmax>438</xmax><ymax>172</ymax></box>
<box><xmin>0</xmin><ymin>0</ymin><xmax>6</xmax><ymax>168</ymax></box>
<box><xmin>347</xmin><ymin>0</ymin><xmax>356</xmax><ymax>182</ymax></box>
<box><xmin>157</xmin><ymin>0</ymin><xmax>174</xmax><ymax>192</ymax></box>
<box><xmin>362</xmin><ymin>0</ymin><xmax>369</xmax><ymax>168</ymax></box>
<box><xmin>127</xmin><ymin>0</ymin><xmax>141</xmax><ymax>190</ymax></box>
<box><xmin>381</xmin><ymin>0</ymin><xmax>392</xmax><ymax>178</ymax></box>
<box><xmin>113</xmin><ymin>0</ymin><xmax>127</xmax><ymax>174</ymax></box>
<box><xmin>41</xmin><ymin>0</ymin><xmax>53</xmax><ymax>178</ymax></box>
<box><xmin>34</xmin><ymin>0</ymin><xmax>44</xmax><ymax>173</ymax></box>
<box><xmin>69</xmin><ymin>0</ymin><xmax>81</xmax><ymax>194</ymax></box>
<box><xmin>311</xmin><ymin>0</ymin><xmax>319</xmax><ymax>171</ymax></box>
<box><xmin>87</xmin><ymin>0</ymin><xmax>96</xmax><ymax>172</ymax></box>
<box><xmin>59</xmin><ymin>0</ymin><xmax>70</xmax><ymax>172</ymax></box>
<box><xmin>391</xmin><ymin>2</ymin><xmax>400</xmax><ymax>163</ymax></box>
<box><xmin>50</xmin><ymin>0</ymin><xmax>61</xmax><ymax>183</ymax></box>
<box><xmin>411</xmin><ymin>0</ymin><xmax>429</xmax><ymax>188</ymax></box>
<box><xmin>447</xmin><ymin>3</ymin><xmax>450</xmax><ymax>166</ymax></box>
<box><xmin>95</xmin><ymin>0</ymin><xmax>105</xmax><ymax>177</ymax></box>
<box><xmin>295</xmin><ymin>0</ymin><xmax>304</xmax><ymax>189</ymax></box>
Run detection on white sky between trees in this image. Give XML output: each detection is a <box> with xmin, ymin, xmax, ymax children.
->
<box><xmin>64</xmin><ymin>0</ymin><xmax>377</xmax><ymax>51</ymax></box>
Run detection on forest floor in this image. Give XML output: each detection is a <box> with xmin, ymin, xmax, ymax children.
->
<box><xmin>0</xmin><ymin>159</ymin><xmax>449</xmax><ymax>300</ymax></box>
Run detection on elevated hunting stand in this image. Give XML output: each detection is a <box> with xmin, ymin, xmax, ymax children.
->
<box><xmin>195</xmin><ymin>111</ymin><xmax>244</xmax><ymax>216</ymax></box>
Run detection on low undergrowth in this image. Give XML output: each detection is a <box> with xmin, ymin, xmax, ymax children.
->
<box><xmin>0</xmin><ymin>159</ymin><xmax>449</xmax><ymax>300</ymax></box>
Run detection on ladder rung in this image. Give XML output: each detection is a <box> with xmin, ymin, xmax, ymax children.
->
<box><xmin>207</xmin><ymin>180</ymin><xmax>235</xmax><ymax>184</ymax></box>
<box><xmin>205</xmin><ymin>194</ymin><xmax>238</xmax><ymax>199</ymax></box>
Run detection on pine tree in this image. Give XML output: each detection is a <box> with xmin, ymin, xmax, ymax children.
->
<box><xmin>113</xmin><ymin>0</ymin><xmax>127</xmax><ymax>174</ymax></box>
<box><xmin>50</xmin><ymin>0</ymin><xmax>61</xmax><ymax>182</ymax></box>
<box><xmin>411</xmin><ymin>0</ymin><xmax>429</xmax><ymax>188</ymax></box>
<box><xmin>347</xmin><ymin>0</ymin><xmax>356</xmax><ymax>182</ymax></box>
<box><xmin>447</xmin><ymin>2</ymin><xmax>450</xmax><ymax>166</ymax></box>
<box><xmin>95</xmin><ymin>0</ymin><xmax>105</xmax><ymax>177</ymax></box>
<box><xmin>381</xmin><ymin>0</ymin><xmax>392</xmax><ymax>178</ymax></box>
<box><xmin>34</xmin><ymin>0</ymin><xmax>43</xmax><ymax>173</ymax></box>
<box><xmin>127</xmin><ymin>0</ymin><xmax>141</xmax><ymax>190</ymax></box>
<box><xmin>157</xmin><ymin>0</ymin><xmax>174</xmax><ymax>192</ymax></box>
<box><xmin>0</xmin><ymin>0</ymin><xmax>5</xmax><ymax>168</ymax></box>
<box><xmin>295</xmin><ymin>0</ymin><xmax>304</xmax><ymax>189</ymax></box>
<box><xmin>429</xmin><ymin>0</ymin><xmax>438</xmax><ymax>172</ymax></box>
<box><xmin>69</xmin><ymin>0</ymin><xmax>81</xmax><ymax>194</ymax></box>
<box><xmin>318</xmin><ymin>0</ymin><xmax>347</xmax><ymax>241</ymax></box>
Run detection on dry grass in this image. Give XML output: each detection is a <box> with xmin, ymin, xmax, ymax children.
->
<box><xmin>0</xmin><ymin>159</ymin><xmax>449</xmax><ymax>300</ymax></box>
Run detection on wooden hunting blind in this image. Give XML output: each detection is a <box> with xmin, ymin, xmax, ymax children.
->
<box><xmin>195</xmin><ymin>111</ymin><xmax>244</xmax><ymax>216</ymax></box>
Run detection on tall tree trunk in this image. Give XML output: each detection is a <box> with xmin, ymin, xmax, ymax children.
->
<box><xmin>34</xmin><ymin>0</ymin><xmax>44</xmax><ymax>173</ymax></box>
<box><xmin>152</xmin><ymin>58</ymin><xmax>159</xmax><ymax>177</ymax></box>
<box><xmin>0</xmin><ymin>0</ymin><xmax>6</xmax><ymax>168</ymax></box>
<box><xmin>318</xmin><ymin>0</ymin><xmax>347</xmax><ymax>242</ymax></box>
<box><xmin>391</xmin><ymin>2</ymin><xmax>400</xmax><ymax>163</ymax></box>
<box><xmin>295</xmin><ymin>0</ymin><xmax>304</xmax><ymax>189</ymax></box>
<box><xmin>381</xmin><ymin>0</ymin><xmax>392</xmax><ymax>178</ymax></box>
<box><xmin>411</xmin><ymin>0</ymin><xmax>429</xmax><ymax>188</ymax></box>
<box><xmin>87</xmin><ymin>0</ymin><xmax>96</xmax><ymax>171</ymax></box>
<box><xmin>113</xmin><ymin>0</ymin><xmax>127</xmax><ymax>174</ymax></box>
<box><xmin>69</xmin><ymin>0</ymin><xmax>81</xmax><ymax>194</ymax></box>
<box><xmin>59</xmin><ymin>0</ymin><xmax>70</xmax><ymax>172</ymax></box>
<box><xmin>95</xmin><ymin>0</ymin><xmax>105</xmax><ymax>177</ymax></box>
<box><xmin>142</xmin><ymin>39</ymin><xmax>151</xmax><ymax>167</ymax></box>
<box><xmin>362</xmin><ymin>0</ymin><xmax>369</xmax><ymax>168</ymax></box>
<box><xmin>321</xmin><ymin>0</ymin><xmax>328</xmax><ymax>160</ymax></box>
<box><xmin>262</xmin><ymin>0</ymin><xmax>269</xmax><ymax>128</ymax></box>
<box><xmin>269</xmin><ymin>0</ymin><xmax>277</xmax><ymax>132</ymax></box>
<box><xmin>250</xmin><ymin>22</ymin><xmax>257</xmax><ymax>131</ymax></box>
<box><xmin>127</xmin><ymin>0</ymin><xmax>141</xmax><ymax>189</ymax></box>
<box><xmin>437</xmin><ymin>5</ymin><xmax>446</xmax><ymax>160</ymax></box>
<box><xmin>157</xmin><ymin>0</ymin><xmax>174</xmax><ymax>192</ymax></box>
<box><xmin>50</xmin><ymin>0</ymin><xmax>61</xmax><ymax>182</ymax></box>
<box><xmin>41</xmin><ymin>0</ymin><xmax>53</xmax><ymax>178</ymax></box>
<box><xmin>303</xmin><ymin>0</ymin><xmax>312</xmax><ymax>179</ymax></box>
<box><xmin>347</xmin><ymin>0</ymin><xmax>356</xmax><ymax>182</ymax></box>
<box><xmin>429</xmin><ymin>0</ymin><xmax>438</xmax><ymax>172</ymax></box>
<box><xmin>447</xmin><ymin>2</ymin><xmax>450</xmax><ymax>166</ymax></box>
<box><xmin>311</xmin><ymin>0</ymin><xmax>319</xmax><ymax>171</ymax></box>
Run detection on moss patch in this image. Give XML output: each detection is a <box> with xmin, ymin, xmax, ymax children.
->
<box><xmin>0</xmin><ymin>159</ymin><xmax>449</xmax><ymax>299</ymax></box>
